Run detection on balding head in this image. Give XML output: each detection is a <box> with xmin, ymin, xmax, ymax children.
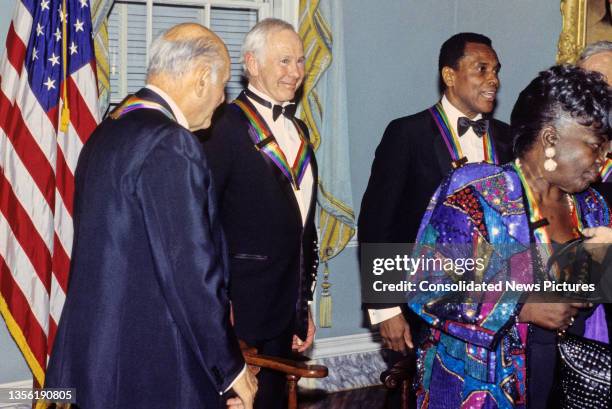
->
<box><xmin>146</xmin><ymin>23</ymin><xmax>231</xmax><ymax>131</ymax></box>
<box><xmin>146</xmin><ymin>23</ymin><xmax>229</xmax><ymax>84</ymax></box>
<box><xmin>164</xmin><ymin>22</ymin><xmax>215</xmax><ymax>41</ymax></box>
<box><xmin>578</xmin><ymin>41</ymin><xmax>612</xmax><ymax>86</ymax></box>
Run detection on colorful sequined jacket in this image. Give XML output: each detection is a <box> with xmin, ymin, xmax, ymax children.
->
<box><xmin>407</xmin><ymin>162</ymin><xmax>611</xmax><ymax>409</ymax></box>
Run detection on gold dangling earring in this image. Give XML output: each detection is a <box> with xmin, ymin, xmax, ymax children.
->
<box><xmin>544</xmin><ymin>146</ymin><xmax>557</xmax><ymax>172</ymax></box>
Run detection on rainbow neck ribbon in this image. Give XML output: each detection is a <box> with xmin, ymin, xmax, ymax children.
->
<box><xmin>428</xmin><ymin>103</ymin><xmax>497</xmax><ymax>168</ymax></box>
<box><xmin>513</xmin><ymin>160</ymin><xmax>582</xmax><ymax>261</ymax></box>
<box><xmin>600</xmin><ymin>158</ymin><xmax>612</xmax><ymax>182</ymax></box>
<box><xmin>111</xmin><ymin>96</ymin><xmax>175</xmax><ymax>121</ymax></box>
<box><xmin>234</xmin><ymin>99</ymin><xmax>311</xmax><ymax>190</ymax></box>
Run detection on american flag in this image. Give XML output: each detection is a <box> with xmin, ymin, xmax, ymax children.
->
<box><xmin>0</xmin><ymin>0</ymin><xmax>99</xmax><ymax>385</ymax></box>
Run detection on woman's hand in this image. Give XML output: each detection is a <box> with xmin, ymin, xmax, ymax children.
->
<box><xmin>582</xmin><ymin>226</ymin><xmax>612</xmax><ymax>262</ymax></box>
<box><xmin>518</xmin><ymin>301</ymin><xmax>590</xmax><ymax>331</ymax></box>
<box><xmin>583</xmin><ymin>226</ymin><xmax>612</xmax><ymax>243</ymax></box>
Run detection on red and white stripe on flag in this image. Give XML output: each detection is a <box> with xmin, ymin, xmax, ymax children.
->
<box><xmin>0</xmin><ymin>0</ymin><xmax>99</xmax><ymax>385</ymax></box>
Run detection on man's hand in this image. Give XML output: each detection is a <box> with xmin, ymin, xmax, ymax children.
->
<box><xmin>226</xmin><ymin>397</ymin><xmax>245</xmax><ymax>408</ymax></box>
<box><xmin>292</xmin><ymin>308</ymin><xmax>316</xmax><ymax>352</ymax></box>
<box><xmin>231</xmin><ymin>367</ymin><xmax>258</xmax><ymax>409</ymax></box>
<box><xmin>379</xmin><ymin>314</ymin><xmax>413</xmax><ymax>353</ymax></box>
<box><xmin>518</xmin><ymin>301</ymin><xmax>590</xmax><ymax>331</ymax></box>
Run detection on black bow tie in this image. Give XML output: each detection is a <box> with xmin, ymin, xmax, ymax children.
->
<box><xmin>457</xmin><ymin>117</ymin><xmax>489</xmax><ymax>138</ymax></box>
<box><xmin>272</xmin><ymin>103</ymin><xmax>297</xmax><ymax>121</ymax></box>
<box><xmin>245</xmin><ymin>88</ymin><xmax>296</xmax><ymax>121</ymax></box>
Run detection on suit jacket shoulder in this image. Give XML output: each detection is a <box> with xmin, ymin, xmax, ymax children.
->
<box><xmin>382</xmin><ymin>108</ymin><xmax>433</xmax><ymax>141</ymax></box>
<box><xmin>213</xmin><ymin>103</ymin><xmax>251</xmax><ymax>135</ymax></box>
<box><xmin>389</xmin><ymin>108</ymin><xmax>432</xmax><ymax>126</ymax></box>
<box><xmin>490</xmin><ymin>117</ymin><xmax>510</xmax><ymax>131</ymax></box>
<box><xmin>488</xmin><ymin>118</ymin><xmax>513</xmax><ymax>164</ymax></box>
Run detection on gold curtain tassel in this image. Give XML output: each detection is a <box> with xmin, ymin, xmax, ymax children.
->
<box><xmin>318</xmin><ymin>262</ymin><xmax>332</xmax><ymax>327</ymax></box>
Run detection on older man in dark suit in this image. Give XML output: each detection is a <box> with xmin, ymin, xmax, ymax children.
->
<box><xmin>359</xmin><ymin>32</ymin><xmax>513</xmax><ymax>406</ymax></box>
<box><xmin>203</xmin><ymin>18</ymin><xmax>318</xmax><ymax>409</ymax></box>
<box><xmin>45</xmin><ymin>24</ymin><xmax>257</xmax><ymax>409</ymax></box>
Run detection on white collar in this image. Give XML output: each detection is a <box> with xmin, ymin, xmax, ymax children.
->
<box><xmin>441</xmin><ymin>94</ymin><xmax>483</xmax><ymax>134</ymax></box>
<box><xmin>247</xmin><ymin>84</ymin><xmax>292</xmax><ymax>107</ymax></box>
<box><xmin>145</xmin><ymin>84</ymin><xmax>189</xmax><ymax>129</ymax></box>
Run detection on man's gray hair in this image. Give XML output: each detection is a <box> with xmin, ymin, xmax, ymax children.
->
<box><xmin>241</xmin><ymin>18</ymin><xmax>295</xmax><ymax>73</ymax></box>
<box><xmin>146</xmin><ymin>28</ymin><xmax>225</xmax><ymax>83</ymax></box>
<box><xmin>578</xmin><ymin>40</ymin><xmax>612</xmax><ymax>64</ymax></box>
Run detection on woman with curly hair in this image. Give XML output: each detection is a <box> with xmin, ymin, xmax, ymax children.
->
<box><xmin>408</xmin><ymin>65</ymin><xmax>611</xmax><ymax>409</ymax></box>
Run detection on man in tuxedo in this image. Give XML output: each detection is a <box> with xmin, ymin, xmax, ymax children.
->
<box><xmin>358</xmin><ymin>33</ymin><xmax>513</xmax><ymax>403</ymax></box>
<box><xmin>45</xmin><ymin>24</ymin><xmax>257</xmax><ymax>409</ymax></box>
<box><xmin>203</xmin><ymin>18</ymin><xmax>318</xmax><ymax>409</ymax></box>
<box><xmin>577</xmin><ymin>40</ymin><xmax>612</xmax><ymax>205</ymax></box>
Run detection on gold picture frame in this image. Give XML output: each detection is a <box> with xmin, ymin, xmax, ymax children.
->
<box><xmin>557</xmin><ymin>0</ymin><xmax>587</xmax><ymax>63</ymax></box>
<box><xmin>557</xmin><ymin>0</ymin><xmax>612</xmax><ymax>63</ymax></box>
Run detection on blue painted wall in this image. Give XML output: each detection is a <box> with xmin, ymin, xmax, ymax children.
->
<box><xmin>0</xmin><ymin>0</ymin><xmax>14</xmax><ymax>55</ymax></box>
<box><xmin>315</xmin><ymin>0</ymin><xmax>562</xmax><ymax>340</ymax></box>
<box><xmin>0</xmin><ymin>0</ymin><xmax>562</xmax><ymax>383</ymax></box>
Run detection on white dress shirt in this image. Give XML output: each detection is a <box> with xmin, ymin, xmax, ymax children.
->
<box><xmin>246</xmin><ymin>85</ymin><xmax>314</xmax><ymax>226</ymax></box>
<box><xmin>440</xmin><ymin>94</ymin><xmax>486</xmax><ymax>163</ymax></box>
<box><xmin>368</xmin><ymin>95</ymin><xmax>489</xmax><ymax>325</ymax></box>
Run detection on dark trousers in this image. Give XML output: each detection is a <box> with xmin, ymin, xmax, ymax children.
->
<box><xmin>527</xmin><ymin>309</ymin><xmax>591</xmax><ymax>409</ymax></box>
<box><xmin>244</xmin><ymin>327</ymin><xmax>294</xmax><ymax>409</ymax></box>
<box><xmin>527</xmin><ymin>339</ymin><xmax>558</xmax><ymax>409</ymax></box>
<box><xmin>383</xmin><ymin>309</ymin><xmax>424</xmax><ymax>409</ymax></box>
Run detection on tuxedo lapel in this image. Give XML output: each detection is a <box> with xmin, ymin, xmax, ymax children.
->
<box><xmin>487</xmin><ymin>120</ymin><xmax>509</xmax><ymax>164</ymax></box>
<box><xmin>304</xmin><ymin>142</ymin><xmax>318</xmax><ymax>224</ymax></box>
<box><xmin>427</xmin><ymin>107</ymin><xmax>454</xmax><ymax>176</ymax></box>
<box><xmin>233</xmin><ymin>92</ymin><xmax>304</xmax><ymax>225</ymax></box>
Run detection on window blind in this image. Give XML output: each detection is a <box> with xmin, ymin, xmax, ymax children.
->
<box><xmin>108</xmin><ymin>1</ymin><xmax>260</xmax><ymax>105</ymax></box>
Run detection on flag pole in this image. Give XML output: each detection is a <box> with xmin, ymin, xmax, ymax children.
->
<box><xmin>60</xmin><ymin>0</ymin><xmax>70</xmax><ymax>132</ymax></box>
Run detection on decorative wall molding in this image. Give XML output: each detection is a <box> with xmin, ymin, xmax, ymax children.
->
<box><xmin>310</xmin><ymin>331</ymin><xmax>381</xmax><ymax>359</ymax></box>
<box><xmin>301</xmin><ymin>332</ymin><xmax>386</xmax><ymax>392</ymax></box>
<box><xmin>0</xmin><ymin>379</ymin><xmax>32</xmax><ymax>389</ymax></box>
<box><xmin>0</xmin><ymin>379</ymin><xmax>33</xmax><ymax>409</ymax></box>
<box><xmin>0</xmin><ymin>334</ymin><xmax>386</xmax><ymax>397</ymax></box>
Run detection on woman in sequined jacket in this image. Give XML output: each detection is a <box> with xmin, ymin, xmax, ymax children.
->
<box><xmin>407</xmin><ymin>65</ymin><xmax>611</xmax><ymax>409</ymax></box>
